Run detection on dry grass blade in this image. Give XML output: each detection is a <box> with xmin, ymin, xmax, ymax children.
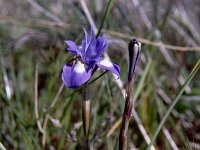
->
<box><xmin>0</xmin><ymin>52</ymin><xmax>12</xmax><ymax>100</ymax></box>
<box><xmin>107</xmin><ymin>117</ymin><xmax>122</xmax><ymax>137</ymax></box>
<box><xmin>34</xmin><ymin>65</ymin><xmax>44</xmax><ymax>134</ymax></box>
<box><xmin>49</xmin><ymin>83</ymin><xmax>64</xmax><ymax>111</ymax></box>
<box><xmin>1</xmin><ymin>0</ymin><xmax>200</xmax><ymax>149</ymax></box>
<box><xmin>162</xmin><ymin>127</ymin><xmax>179</xmax><ymax>150</ymax></box>
<box><xmin>1</xmin><ymin>16</ymin><xmax>199</xmax><ymax>52</ymax></box>
<box><xmin>148</xmin><ymin>59</ymin><xmax>200</xmax><ymax>149</ymax></box>
<box><xmin>27</xmin><ymin>0</ymin><xmax>64</xmax><ymax>23</ymax></box>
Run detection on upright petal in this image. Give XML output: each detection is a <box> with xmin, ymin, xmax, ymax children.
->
<box><xmin>81</xmin><ymin>28</ymin><xmax>89</xmax><ymax>64</ymax></box>
<box><xmin>97</xmin><ymin>59</ymin><xmax>120</xmax><ymax>78</ymax></box>
<box><xmin>82</xmin><ymin>28</ymin><xmax>89</xmax><ymax>51</ymax></box>
<box><xmin>85</xmin><ymin>28</ymin><xmax>97</xmax><ymax>57</ymax></box>
<box><xmin>65</xmin><ymin>40</ymin><xmax>80</xmax><ymax>55</ymax></box>
<box><xmin>84</xmin><ymin>33</ymin><xmax>108</xmax><ymax>63</ymax></box>
<box><xmin>82</xmin><ymin>28</ymin><xmax>99</xmax><ymax>65</ymax></box>
<box><xmin>96</xmin><ymin>36</ymin><xmax>108</xmax><ymax>56</ymax></box>
<box><xmin>62</xmin><ymin>61</ymin><xmax>92</xmax><ymax>88</ymax></box>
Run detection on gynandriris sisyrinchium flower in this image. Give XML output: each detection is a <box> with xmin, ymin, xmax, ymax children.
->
<box><xmin>62</xmin><ymin>28</ymin><xmax>120</xmax><ymax>88</ymax></box>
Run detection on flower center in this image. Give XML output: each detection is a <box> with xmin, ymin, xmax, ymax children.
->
<box><xmin>74</xmin><ymin>61</ymin><xmax>86</xmax><ymax>74</ymax></box>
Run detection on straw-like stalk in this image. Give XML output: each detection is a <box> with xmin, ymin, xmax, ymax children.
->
<box><xmin>82</xmin><ymin>82</ymin><xmax>90</xmax><ymax>150</ymax></box>
<box><xmin>119</xmin><ymin>79</ymin><xmax>134</xmax><ymax>150</ymax></box>
<box><xmin>119</xmin><ymin>39</ymin><xmax>141</xmax><ymax>150</ymax></box>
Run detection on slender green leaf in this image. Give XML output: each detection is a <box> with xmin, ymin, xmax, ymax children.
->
<box><xmin>133</xmin><ymin>59</ymin><xmax>153</xmax><ymax>101</ymax></box>
<box><xmin>147</xmin><ymin>59</ymin><xmax>200</xmax><ymax>149</ymax></box>
<box><xmin>96</xmin><ymin>0</ymin><xmax>116</xmax><ymax>38</ymax></box>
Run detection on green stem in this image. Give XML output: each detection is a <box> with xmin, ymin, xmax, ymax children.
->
<box><xmin>147</xmin><ymin>59</ymin><xmax>200</xmax><ymax>149</ymax></box>
<box><xmin>96</xmin><ymin>0</ymin><xmax>115</xmax><ymax>38</ymax></box>
<box><xmin>89</xmin><ymin>71</ymin><xmax>108</xmax><ymax>84</ymax></box>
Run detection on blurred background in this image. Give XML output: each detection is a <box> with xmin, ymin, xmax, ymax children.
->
<box><xmin>0</xmin><ymin>0</ymin><xmax>200</xmax><ymax>149</ymax></box>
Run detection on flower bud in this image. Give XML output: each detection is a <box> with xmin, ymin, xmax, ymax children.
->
<box><xmin>128</xmin><ymin>39</ymin><xmax>141</xmax><ymax>82</ymax></box>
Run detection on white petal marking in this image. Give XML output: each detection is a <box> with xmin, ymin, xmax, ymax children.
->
<box><xmin>100</xmin><ymin>59</ymin><xmax>113</xmax><ymax>67</ymax></box>
<box><xmin>74</xmin><ymin>61</ymin><xmax>86</xmax><ymax>74</ymax></box>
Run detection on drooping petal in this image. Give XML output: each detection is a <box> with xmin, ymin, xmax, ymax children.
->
<box><xmin>97</xmin><ymin>59</ymin><xmax>120</xmax><ymax>78</ymax></box>
<box><xmin>62</xmin><ymin>61</ymin><xmax>92</xmax><ymax>88</ymax></box>
<box><xmin>65</xmin><ymin>40</ymin><xmax>80</xmax><ymax>55</ymax></box>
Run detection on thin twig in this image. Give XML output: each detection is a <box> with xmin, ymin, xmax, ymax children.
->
<box><xmin>105</xmin><ymin>30</ymin><xmax>200</xmax><ymax>52</ymax></box>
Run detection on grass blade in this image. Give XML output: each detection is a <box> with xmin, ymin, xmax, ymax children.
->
<box><xmin>96</xmin><ymin>0</ymin><xmax>116</xmax><ymax>38</ymax></box>
<box><xmin>133</xmin><ymin>59</ymin><xmax>153</xmax><ymax>101</ymax></box>
<box><xmin>147</xmin><ymin>59</ymin><xmax>200</xmax><ymax>149</ymax></box>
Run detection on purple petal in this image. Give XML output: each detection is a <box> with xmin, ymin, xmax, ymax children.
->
<box><xmin>85</xmin><ymin>29</ymin><xmax>108</xmax><ymax>61</ymax></box>
<box><xmin>65</xmin><ymin>40</ymin><xmax>80</xmax><ymax>55</ymax></box>
<box><xmin>82</xmin><ymin>28</ymin><xmax>89</xmax><ymax>51</ymax></box>
<box><xmin>62</xmin><ymin>61</ymin><xmax>92</xmax><ymax>88</ymax></box>
<box><xmin>96</xmin><ymin>36</ymin><xmax>108</xmax><ymax>55</ymax></box>
<box><xmin>86</xmin><ymin>28</ymin><xmax>96</xmax><ymax>54</ymax></box>
<box><xmin>97</xmin><ymin>59</ymin><xmax>120</xmax><ymax>78</ymax></box>
<box><xmin>81</xmin><ymin>28</ymin><xmax>89</xmax><ymax>64</ymax></box>
<box><xmin>82</xmin><ymin>28</ymin><xmax>99</xmax><ymax>65</ymax></box>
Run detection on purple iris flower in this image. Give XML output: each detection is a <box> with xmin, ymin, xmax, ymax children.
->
<box><xmin>62</xmin><ymin>28</ymin><xmax>120</xmax><ymax>88</ymax></box>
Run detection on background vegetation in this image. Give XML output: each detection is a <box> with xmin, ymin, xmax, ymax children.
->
<box><xmin>0</xmin><ymin>0</ymin><xmax>200</xmax><ymax>149</ymax></box>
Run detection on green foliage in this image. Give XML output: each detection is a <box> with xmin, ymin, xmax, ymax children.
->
<box><xmin>0</xmin><ymin>0</ymin><xmax>200</xmax><ymax>149</ymax></box>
